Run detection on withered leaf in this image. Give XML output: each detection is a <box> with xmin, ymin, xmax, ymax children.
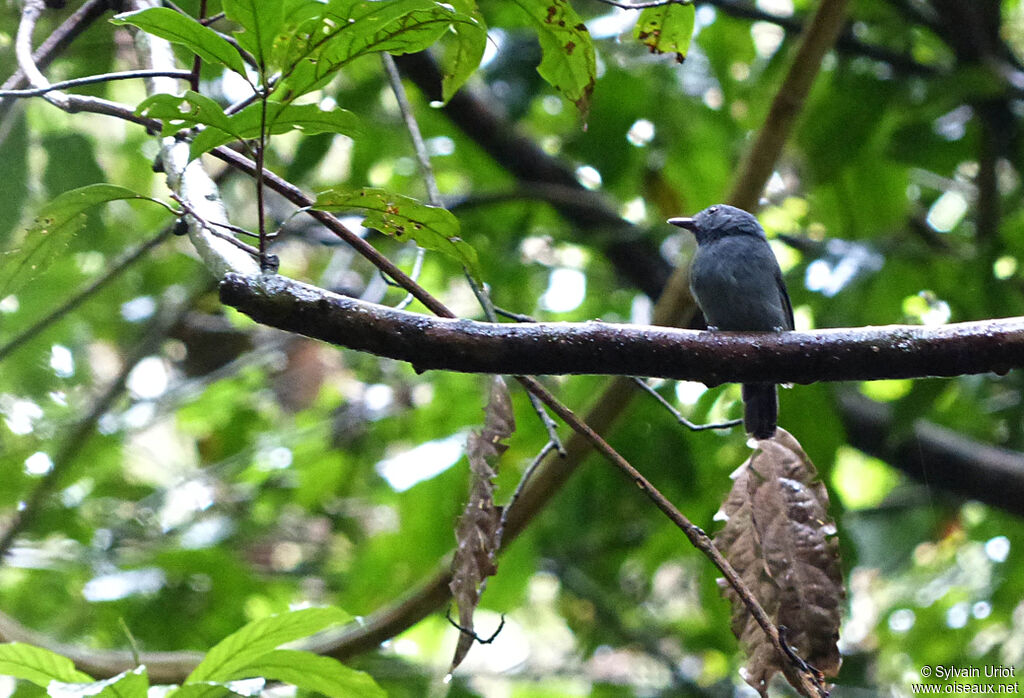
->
<box><xmin>714</xmin><ymin>428</ymin><xmax>843</xmax><ymax>697</ymax></box>
<box><xmin>448</xmin><ymin>375</ymin><xmax>515</xmax><ymax>671</ymax></box>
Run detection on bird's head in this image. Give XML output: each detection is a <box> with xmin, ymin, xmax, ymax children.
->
<box><xmin>667</xmin><ymin>204</ymin><xmax>766</xmax><ymax>244</ymax></box>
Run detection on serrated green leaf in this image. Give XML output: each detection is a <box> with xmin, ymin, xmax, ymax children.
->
<box><xmin>276</xmin><ymin>0</ymin><xmax>475</xmax><ymax>100</ymax></box>
<box><xmin>189</xmin><ymin>102</ymin><xmax>361</xmax><ymax>158</ymax></box>
<box><xmin>0</xmin><ymin>185</ymin><xmax>168</xmax><ymax>300</ymax></box>
<box><xmin>225</xmin><ymin>650</ymin><xmax>384</xmax><ymax>698</ymax></box>
<box><xmin>223</xmin><ymin>0</ymin><xmax>283</xmax><ymax>68</ymax></box>
<box><xmin>314</xmin><ymin>187</ymin><xmax>481</xmax><ymax>282</ymax></box>
<box><xmin>110</xmin><ymin>8</ymin><xmax>248</xmax><ymax>76</ymax></box>
<box><xmin>633</xmin><ymin>2</ymin><xmax>695</xmax><ymax>63</ymax></box>
<box><xmin>135</xmin><ymin>91</ymin><xmax>238</xmax><ymax>139</ymax></box>
<box><xmin>186</xmin><ymin>607</ymin><xmax>351</xmax><ymax>684</ymax></box>
<box><xmin>0</xmin><ymin>643</ymin><xmax>92</xmax><ymax>687</ymax></box>
<box><xmin>47</xmin><ymin>666</ymin><xmax>148</xmax><ymax>698</ymax></box>
<box><xmin>438</xmin><ymin>0</ymin><xmax>487</xmax><ymax>103</ymax></box>
<box><xmin>512</xmin><ymin>0</ymin><xmax>595</xmax><ymax>113</ymax></box>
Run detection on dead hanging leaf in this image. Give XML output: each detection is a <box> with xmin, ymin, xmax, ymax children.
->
<box><xmin>448</xmin><ymin>375</ymin><xmax>515</xmax><ymax>671</ymax></box>
<box><xmin>714</xmin><ymin>428</ymin><xmax>843</xmax><ymax>697</ymax></box>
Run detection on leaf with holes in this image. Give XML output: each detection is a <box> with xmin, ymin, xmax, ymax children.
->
<box><xmin>512</xmin><ymin>0</ymin><xmax>596</xmax><ymax>114</ymax></box>
<box><xmin>314</xmin><ymin>188</ymin><xmax>481</xmax><ymax>282</ymax></box>
<box><xmin>633</xmin><ymin>2</ymin><xmax>695</xmax><ymax>63</ymax></box>
<box><xmin>135</xmin><ymin>91</ymin><xmax>239</xmax><ymax>140</ymax></box>
<box><xmin>714</xmin><ymin>428</ymin><xmax>843</xmax><ymax>697</ymax></box>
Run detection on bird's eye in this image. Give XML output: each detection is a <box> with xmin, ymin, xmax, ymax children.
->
<box><xmin>708</xmin><ymin>205</ymin><xmax>719</xmax><ymax>214</ymax></box>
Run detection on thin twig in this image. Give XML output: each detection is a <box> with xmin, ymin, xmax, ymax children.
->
<box><xmin>0</xmin><ymin>0</ymin><xmax>112</xmax><ymax>116</ymax></box>
<box><xmin>188</xmin><ymin>0</ymin><xmax>208</xmax><ymax>91</ymax></box>
<box><xmin>11</xmin><ymin>5</ymin><xmax>159</xmax><ymax>128</ymax></box>
<box><xmin>631</xmin><ymin>377</ymin><xmax>743</xmax><ymax>431</ymax></box>
<box><xmin>497</xmin><ymin>440</ymin><xmax>557</xmax><ymax>543</ymax></box>
<box><xmin>170</xmin><ymin>193</ymin><xmax>261</xmax><ymax>259</ymax></box>
<box><xmin>382</xmin><ymin>53</ymin><xmax>432</xmax><ymax>309</ymax></box>
<box><xmin>516</xmin><ymin>374</ymin><xmax>827</xmax><ymax>696</ymax></box>
<box><xmin>526</xmin><ymin>392</ymin><xmax>567</xmax><ymax>455</ymax></box>
<box><xmin>0</xmin><ymin>69</ymin><xmax>192</xmax><ymax>97</ymax></box>
<box><xmin>0</xmin><ymin>229</ymin><xmax>173</xmax><ymax>363</ymax></box>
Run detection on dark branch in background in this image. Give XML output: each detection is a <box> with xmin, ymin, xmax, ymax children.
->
<box><xmin>220</xmin><ymin>272</ymin><xmax>1024</xmax><ymax>385</ymax></box>
<box><xmin>726</xmin><ymin>0</ymin><xmax>848</xmax><ymax>211</ymax></box>
<box><xmin>394</xmin><ymin>53</ymin><xmax>674</xmax><ymax>300</ymax></box>
<box><xmin>839</xmin><ymin>391</ymin><xmax>1024</xmax><ymax>518</ymax></box>
<box><xmin>702</xmin><ymin>0</ymin><xmax>932</xmax><ymax>77</ymax></box>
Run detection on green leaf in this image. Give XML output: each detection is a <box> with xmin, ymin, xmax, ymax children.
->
<box><xmin>314</xmin><ymin>187</ymin><xmax>481</xmax><ymax>282</ymax></box>
<box><xmin>186</xmin><ymin>607</ymin><xmax>351</xmax><ymax>683</ymax></box>
<box><xmin>135</xmin><ymin>91</ymin><xmax>238</xmax><ymax>139</ymax></box>
<box><xmin>48</xmin><ymin>666</ymin><xmax>149</xmax><ymax>698</ymax></box>
<box><xmin>189</xmin><ymin>102</ymin><xmax>362</xmax><ymax>158</ymax></box>
<box><xmin>437</xmin><ymin>0</ymin><xmax>488</xmax><ymax>103</ymax></box>
<box><xmin>223</xmin><ymin>0</ymin><xmax>283</xmax><ymax>69</ymax></box>
<box><xmin>0</xmin><ymin>185</ymin><xmax>168</xmax><ymax>300</ymax></box>
<box><xmin>169</xmin><ymin>680</ymin><xmax>262</xmax><ymax>698</ymax></box>
<box><xmin>512</xmin><ymin>0</ymin><xmax>596</xmax><ymax>113</ymax></box>
<box><xmin>0</xmin><ymin>642</ymin><xmax>92</xmax><ymax>686</ymax></box>
<box><xmin>633</xmin><ymin>2</ymin><xmax>695</xmax><ymax>63</ymax></box>
<box><xmin>276</xmin><ymin>0</ymin><xmax>474</xmax><ymax>100</ymax></box>
<box><xmin>225</xmin><ymin>650</ymin><xmax>385</xmax><ymax>698</ymax></box>
<box><xmin>110</xmin><ymin>8</ymin><xmax>248</xmax><ymax>76</ymax></box>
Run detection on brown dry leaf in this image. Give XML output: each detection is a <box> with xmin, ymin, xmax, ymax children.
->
<box><xmin>448</xmin><ymin>375</ymin><xmax>515</xmax><ymax>671</ymax></box>
<box><xmin>714</xmin><ymin>428</ymin><xmax>843</xmax><ymax>697</ymax></box>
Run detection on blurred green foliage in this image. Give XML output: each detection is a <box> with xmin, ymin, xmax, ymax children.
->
<box><xmin>1</xmin><ymin>1</ymin><xmax>1023</xmax><ymax>697</ymax></box>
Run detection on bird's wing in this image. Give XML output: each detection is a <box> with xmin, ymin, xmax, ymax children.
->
<box><xmin>775</xmin><ymin>266</ymin><xmax>795</xmax><ymax>331</ymax></box>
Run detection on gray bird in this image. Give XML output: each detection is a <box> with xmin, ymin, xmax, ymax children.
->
<box><xmin>668</xmin><ymin>204</ymin><xmax>793</xmax><ymax>440</ymax></box>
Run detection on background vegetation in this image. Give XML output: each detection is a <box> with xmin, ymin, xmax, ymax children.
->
<box><xmin>1</xmin><ymin>0</ymin><xmax>1023</xmax><ymax>696</ymax></box>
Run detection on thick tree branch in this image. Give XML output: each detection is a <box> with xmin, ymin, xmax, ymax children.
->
<box><xmin>220</xmin><ymin>272</ymin><xmax>1024</xmax><ymax>385</ymax></box>
<box><xmin>839</xmin><ymin>391</ymin><xmax>1024</xmax><ymax>517</ymax></box>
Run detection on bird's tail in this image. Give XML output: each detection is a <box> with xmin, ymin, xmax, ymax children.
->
<box><xmin>741</xmin><ymin>383</ymin><xmax>778</xmax><ymax>440</ymax></box>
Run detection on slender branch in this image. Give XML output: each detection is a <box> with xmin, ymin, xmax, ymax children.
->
<box><xmin>727</xmin><ymin>0</ymin><xmax>850</xmax><ymax>210</ymax></box>
<box><xmin>13</xmin><ymin>0</ymin><xmax>164</xmax><ymax>129</ymax></box>
<box><xmin>0</xmin><ymin>0</ymin><xmax>112</xmax><ymax>116</ymax></box>
<box><xmin>0</xmin><ymin>69</ymin><xmax>192</xmax><ymax>97</ymax></box>
<box><xmin>0</xmin><ymin>229</ymin><xmax>173</xmax><ymax>363</ymax></box>
<box><xmin>515</xmin><ymin>375</ymin><xmax>828</xmax><ymax>695</ymax></box>
<box><xmin>631</xmin><ymin>377</ymin><xmax>743</xmax><ymax>431</ymax></box>
<box><xmin>839</xmin><ymin>391</ymin><xmax>1024</xmax><ymax>517</ymax></box>
<box><xmin>381</xmin><ymin>53</ymin><xmax>431</xmax><ymax>309</ymax></box>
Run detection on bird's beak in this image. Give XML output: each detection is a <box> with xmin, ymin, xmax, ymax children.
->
<box><xmin>667</xmin><ymin>217</ymin><xmax>697</xmax><ymax>232</ymax></box>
